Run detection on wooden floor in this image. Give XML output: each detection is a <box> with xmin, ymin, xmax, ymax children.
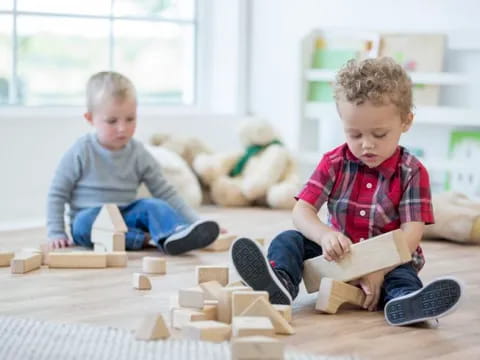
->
<box><xmin>1</xmin><ymin>206</ymin><xmax>479</xmax><ymax>359</ymax></box>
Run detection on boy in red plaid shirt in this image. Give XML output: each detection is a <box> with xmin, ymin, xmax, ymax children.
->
<box><xmin>230</xmin><ymin>57</ymin><xmax>462</xmax><ymax>326</ymax></box>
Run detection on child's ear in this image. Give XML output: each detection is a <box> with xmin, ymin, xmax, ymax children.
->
<box><xmin>84</xmin><ymin>112</ymin><xmax>93</xmax><ymax>125</ymax></box>
<box><xmin>402</xmin><ymin>112</ymin><xmax>414</xmax><ymax>132</ymax></box>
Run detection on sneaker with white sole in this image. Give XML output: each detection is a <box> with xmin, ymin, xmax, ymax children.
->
<box><xmin>163</xmin><ymin>220</ymin><xmax>219</xmax><ymax>255</ymax></box>
<box><xmin>230</xmin><ymin>237</ymin><xmax>293</xmax><ymax>305</ymax></box>
<box><xmin>384</xmin><ymin>277</ymin><xmax>463</xmax><ymax>326</ymax></box>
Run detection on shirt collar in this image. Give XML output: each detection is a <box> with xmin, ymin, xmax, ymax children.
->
<box><xmin>344</xmin><ymin>144</ymin><xmax>401</xmax><ymax>179</ymax></box>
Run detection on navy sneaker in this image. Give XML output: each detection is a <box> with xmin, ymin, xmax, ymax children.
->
<box><xmin>384</xmin><ymin>277</ymin><xmax>463</xmax><ymax>326</ymax></box>
<box><xmin>163</xmin><ymin>220</ymin><xmax>219</xmax><ymax>255</ymax></box>
<box><xmin>230</xmin><ymin>237</ymin><xmax>293</xmax><ymax>305</ymax></box>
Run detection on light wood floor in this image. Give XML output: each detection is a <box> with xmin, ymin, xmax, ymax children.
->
<box><xmin>1</xmin><ymin>206</ymin><xmax>479</xmax><ymax>359</ymax></box>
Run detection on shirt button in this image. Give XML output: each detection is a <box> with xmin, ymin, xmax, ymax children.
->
<box><xmin>360</xmin><ymin>210</ymin><xmax>366</xmax><ymax>216</ymax></box>
<box><xmin>366</xmin><ymin>183</ymin><xmax>372</xmax><ymax>189</ymax></box>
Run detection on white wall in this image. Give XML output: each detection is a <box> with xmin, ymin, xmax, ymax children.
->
<box><xmin>248</xmin><ymin>0</ymin><xmax>480</xmax><ymax>149</ymax></box>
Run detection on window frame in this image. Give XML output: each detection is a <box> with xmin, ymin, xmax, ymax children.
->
<box><xmin>0</xmin><ymin>0</ymin><xmax>208</xmax><ymax>113</ymax></box>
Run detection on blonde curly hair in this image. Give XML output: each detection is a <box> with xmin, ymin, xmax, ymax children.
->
<box><xmin>86</xmin><ymin>71</ymin><xmax>136</xmax><ymax>112</ymax></box>
<box><xmin>334</xmin><ymin>57</ymin><xmax>413</xmax><ymax>121</ymax></box>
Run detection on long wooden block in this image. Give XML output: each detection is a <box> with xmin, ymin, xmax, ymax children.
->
<box><xmin>315</xmin><ymin>278</ymin><xmax>366</xmax><ymax>314</ymax></box>
<box><xmin>196</xmin><ymin>265</ymin><xmax>229</xmax><ymax>286</ymax></box>
<box><xmin>302</xmin><ymin>229</ymin><xmax>411</xmax><ymax>293</ymax></box>
<box><xmin>232</xmin><ymin>316</ymin><xmax>275</xmax><ymax>338</ymax></box>
<box><xmin>48</xmin><ymin>252</ymin><xmax>107</xmax><ymax>268</ymax></box>
<box><xmin>203</xmin><ymin>233</ymin><xmax>236</xmax><ymax>252</ymax></box>
<box><xmin>171</xmin><ymin>308</ymin><xmax>210</xmax><ymax>329</ymax></box>
<box><xmin>231</xmin><ymin>336</ymin><xmax>284</xmax><ymax>360</ymax></box>
<box><xmin>272</xmin><ymin>304</ymin><xmax>292</xmax><ymax>323</ymax></box>
<box><xmin>178</xmin><ymin>286</ymin><xmax>205</xmax><ymax>309</ymax></box>
<box><xmin>11</xmin><ymin>253</ymin><xmax>42</xmax><ymax>274</ymax></box>
<box><xmin>183</xmin><ymin>320</ymin><xmax>231</xmax><ymax>342</ymax></box>
<box><xmin>92</xmin><ymin>229</ymin><xmax>125</xmax><ymax>252</ymax></box>
<box><xmin>93</xmin><ymin>204</ymin><xmax>127</xmax><ymax>232</ymax></box>
<box><xmin>240</xmin><ymin>297</ymin><xmax>295</xmax><ymax>335</ymax></box>
<box><xmin>0</xmin><ymin>251</ymin><xmax>14</xmax><ymax>267</ymax></box>
<box><xmin>135</xmin><ymin>313</ymin><xmax>170</xmax><ymax>340</ymax></box>
<box><xmin>106</xmin><ymin>252</ymin><xmax>128</xmax><ymax>267</ymax></box>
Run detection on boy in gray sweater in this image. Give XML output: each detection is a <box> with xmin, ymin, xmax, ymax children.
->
<box><xmin>47</xmin><ymin>71</ymin><xmax>219</xmax><ymax>254</ymax></box>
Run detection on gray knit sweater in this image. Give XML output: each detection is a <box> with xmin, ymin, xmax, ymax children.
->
<box><xmin>46</xmin><ymin>133</ymin><xmax>199</xmax><ymax>239</ymax></box>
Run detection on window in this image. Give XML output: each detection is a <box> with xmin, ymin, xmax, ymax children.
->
<box><xmin>0</xmin><ymin>0</ymin><xmax>196</xmax><ymax>107</ymax></box>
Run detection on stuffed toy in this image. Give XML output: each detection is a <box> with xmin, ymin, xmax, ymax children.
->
<box><xmin>424</xmin><ymin>192</ymin><xmax>480</xmax><ymax>244</ymax></box>
<box><xmin>193</xmin><ymin>118</ymin><xmax>301</xmax><ymax>209</ymax></box>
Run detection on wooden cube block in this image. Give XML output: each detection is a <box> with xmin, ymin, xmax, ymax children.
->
<box><xmin>106</xmin><ymin>252</ymin><xmax>128</xmax><ymax>267</ymax></box>
<box><xmin>183</xmin><ymin>320</ymin><xmax>231</xmax><ymax>342</ymax></box>
<box><xmin>232</xmin><ymin>291</ymin><xmax>269</xmax><ymax>317</ymax></box>
<box><xmin>11</xmin><ymin>253</ymin><xmax>42</xmax><ymax>274</ymax></box>
<box><xmin>0</xmin><ymin>251</ymin><xmax>14</xmax><ymax>267</ymax></box>
<box><xmin>203</xmin><ymin>233</ymin><xmax>236</xmax><ymax>252</ymax></box>
<box><xmin>241</xmin><ymin>298</ymin><xmax>294</xmax><ymax>335</ymax></box>
<box><xmin>232</xmin><ymin>316</ymin><xmax>275</xmax><ymax>338</ymax></box>
<box><xmin>231</xmin><ymin>336</ymin><xmax>284</xmax><ymax>360</ymax></box>
<box><xmin>135</xmin><ymin>313</ymin><xmax>170</xmax><ymax>340</ymax></box>
<box><xmin>303</xmin><ymin>229</ymin><xmax>411</xmax><ymax>293</ymax></box>
<box><xmin>91</xmin><ymin>229</ymin><xmax>125</xmax><ymax>252</ymax></box>
<box><xmin>133</xmin><ymin>273</ymin><xmax>151</xmax><ymax>290</ymax></box>
<box><xmin>48</xmin><ymin>252</ymin><xmax>107</xmax><ymax>268</ymax></box>
<box><xmin>272</xmin><ymin>304</ymin><xmax>292</xmax><ymax>323</ymax></box>
<box><xmin>142</xmin><ymin>256</ymin><xmax>166</xmax><ymax>274</ymax></box>
<box><xmin>217</xmin><ymin>286</ymin><xmax>252</xmax><ymax>324</ymax></box>
<box><xmin>179</xmin><ymin>286</ymin><xmax>205</xmax><ymax>309</ymax></box>
<box><xmin>196</xmin><ymin>265</ymin><xmax>229</xmax><ymax>286</ymax></box>
<box><xmin>315</xmin><ymin>278</ymin><xmax>365</xmax><ymax>314</ymax></box>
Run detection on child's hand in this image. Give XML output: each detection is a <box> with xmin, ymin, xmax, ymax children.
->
<box><xmin>358</xmin><ymin>270</ymin><xmax>385</xmax><ymax>311</ymax></box>
<box><xmin>49</xmin><ymin>238</ymin><xmax>73</xmax><ymax>250</ymax></box>
<box><xmin>320</xmin><ymin>232</ymin><xmax>352</xmax><ymax>262</ymax></box>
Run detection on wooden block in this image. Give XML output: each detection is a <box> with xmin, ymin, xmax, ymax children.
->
<box><xmin>183</xmin><ymin>320</ymin><xmax>231</xmax><ymax>342</ymax></box>
<box><xmin>92</xmin><ymin>229</ymin><xmax>125</xmax><ymax>252</ymax></box>
<box><xmin>196</xmin><ymin>265</ymin><xmax>229</xmax><ymax>286</ymax></box>
<box><xmin>93</xmin><ymin>204</ymin><xmax>127</xmax><ymax>232</ymax></box>
<box><xmin>203</xmin><ymin>233</ymin><xmax>236</xmax><ymax>252</ymax></box>
<box><xmin>179</xmin><ymin>286</ymin><xmax>205</xmax><ymax>309</ymax></box>
<box><xmin>254</xmin><ymin>238</ymin><xmax>266</xmax><ymax>247</ymax></box>
<box><xmin>231</xmin><ymin>336</ymin><xmax>284</xmax><ymax>360</ymax></box>
<box><xmin>0</xmin><ymin>251</ymin><xmax>14</xmax><ymax>267</ymax></box>
<box><xmin>135</xmin><ymin>313</ymin><xmax>170</xmax><ymax>340</ymax></box>
<box><xmin>48</xmin><ymin>252</ymin><xmax>107</xmax><ymax>268</ymax></box>
<box><xmin>11</xmin><ymin>253</ymin><xmax>42</xmax><ymax>274</ymax></box>
<box><xmin>303</xmin><ymin>229</ymin><xmax>411</xmax><ymax>293</ymax></box>
<box><xmin>241</xmin><ymin>297</ymin><xmax>295</xmax><ymax>335</ymax></box>
<box><xmin>106</xmin><ymin>252</ymin><xmax>128</xmax><ymax>267</ymax></box>
<box><xmin>272</xmin><ymin>304</ymin><xmax>292</xmax><ymax>323</ymax></box>
<box><xmin>171</xmin><ymin>308</ymin><xmax>209</xmax><ymax>329</ymax></box>
<box><xmin>218</xmin><ymin>286</ymin><xmax>252</xmax><ymax>324</ymax></box>
<box><xmin>232</xmin><ymin>291</ymin><xmax>269</xmax><ymax>317</ymax></box>
<box><xmin>199</xmin><ymin>280</ymin><xmax>224</xmax><ymax>301</ymax></box>
<box><xmin>142</xmin><ymin>256</ymin><xmax>166</xmax><ymax>274</ymax></box>
<box><xmin>133</xmin><ymin>273</ymin><xmax>151</xmax><ymax>290</ymax></box>
<box><xmin>315</xmin><ymin>278</ymin><xmax>366</xmax><ymax>314</ymax></box>
<box><xmin>232</xmin><ymin>316</ymin><xmax>275</xmax><ymax>338</ymax></box>
<box><xmin>227</xmin><ymin>280</ymin><xmax>245</xmax><ymax>288</ymax></box>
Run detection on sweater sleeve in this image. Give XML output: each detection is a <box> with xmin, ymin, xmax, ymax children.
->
<box><xmin>46</xmin><ymin>146</ymin><xmax>82</xmax><ymax>239</ymax></box>
<box><xmin>139</xmin><ymin>146</ymin><xmax>200</xmax><ymax>223</ymax></box>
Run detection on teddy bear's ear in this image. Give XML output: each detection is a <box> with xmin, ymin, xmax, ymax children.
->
<box><xmin>150</xmin><ymin>133</ymin><xmax>170</xmax><ymax>146</ymax></box>
<box><xmin>238</xmin><ymin>117</ymin><xmax>277</xmax><ymax>146</ymax></box>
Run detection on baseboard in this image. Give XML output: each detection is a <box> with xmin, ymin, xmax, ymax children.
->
<box><xmin>0</xmin><ymin>218</ymin><xmax>45</xmax><ymax>232</ymax></box>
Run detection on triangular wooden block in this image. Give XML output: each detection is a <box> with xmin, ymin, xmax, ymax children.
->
<box><xmin>133</xmin><ymin>273</ymin><xmax>151</xmax><ymax>290</ymax></box>
<box><xmin>135</xmin><ymin>313</ymin><xmax>170</xmax><ymax>340</ymax></box>
<box><xmin>240</xmin><ymin>297</ymin><xmax>295</xmax><ymax>335</ymax></box>
<box><xmin>93</xmin><ymin>204</ymin><xmax>127</xmax><ymax>233</ymax></box>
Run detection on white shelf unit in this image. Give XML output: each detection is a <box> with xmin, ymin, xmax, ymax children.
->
<box><xmin>298</xmin><ymin>29</ymin><xmax>480</xmax><ymax>196</ymax></box>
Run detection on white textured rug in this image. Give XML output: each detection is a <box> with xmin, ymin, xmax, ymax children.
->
<box><xmin>0</xmin><ymin>316</ymin><xmax>352</xmax><ymax>360</ymax></box>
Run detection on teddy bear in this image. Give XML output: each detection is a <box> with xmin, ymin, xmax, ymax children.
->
<box><xmin>192</xmin><ymin>117</ymin><xmax>301</xmax><ymax>209</ymax></box>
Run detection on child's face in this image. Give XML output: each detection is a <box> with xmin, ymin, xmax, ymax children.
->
<box><xmin>84</xmin><ymin>96</ymin><xmax>137</xmax><ymax>151</ymax></box>
<box><xmin>338</xmin><ymin>100</ymin><xmax>412</xmax><ymax>168</ymax></box>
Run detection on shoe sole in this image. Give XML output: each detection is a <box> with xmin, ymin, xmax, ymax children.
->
<box><xmin>230</xmin><ymin>237</ymin><xmax>292</xmax><ymax>305</ymax></box>
<box><xmin>384</xmin><ymin>277</ymin><xmax>463</xmax><ymax>326</ymax></box>
<box><xmin>164</xmin><ymin>220</ymin><xmax>219</xmax><ymax>255</ymax></box>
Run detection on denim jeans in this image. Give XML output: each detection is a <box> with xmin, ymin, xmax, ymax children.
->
<box><xmin>71</xmin><ymin>198</ymin><xmax>189</xmax><ymax>250</ymax></box>
<box><xmin>267</xmin><ymin>230</ymin><xmax>423</xmax><ymax>305</ymax></box>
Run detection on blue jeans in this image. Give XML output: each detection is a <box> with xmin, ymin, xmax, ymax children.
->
<box><xmin>71</xmin><ymin>199</ymin><xmax>189</xmax><ymax>250</ymax></box>
<box><xmin>268</xmin><ymin>230</ymin><xmax>423</xmax><ymax>306</ymax></box>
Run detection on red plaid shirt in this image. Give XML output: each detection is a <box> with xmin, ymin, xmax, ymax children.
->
<box><xmin>297</xmin><ymin>143</ymin><xmax>434</xmax><ymax>271</ymax></box>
